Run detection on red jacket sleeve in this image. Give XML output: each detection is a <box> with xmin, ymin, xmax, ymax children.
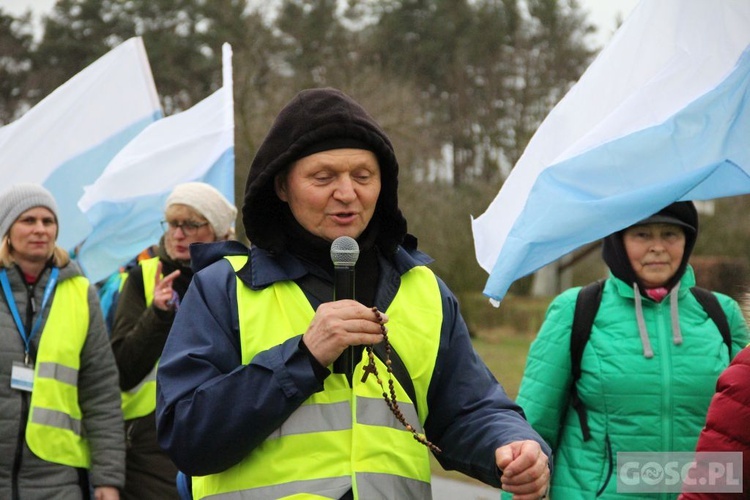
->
<box><xmin>681</xmin><ymin>347</ymin><xmax>750</xmax><ymax>499</ymax></box>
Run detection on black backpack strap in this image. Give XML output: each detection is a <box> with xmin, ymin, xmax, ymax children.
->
<box><xmin>372</xmin><ymin>342</ymin><xmax>418</xmax><ymax>416</ymax></box>
<box><xmin>690</xmin><ymin>286</ymin><xmax>732</xmax><ymax>355</ymax></box>
<box><xmin>570</xmin><ymin>279</ymin><xmax>605</xmax><ymax>442</ymax></box>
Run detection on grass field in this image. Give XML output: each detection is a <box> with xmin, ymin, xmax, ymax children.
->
<box><xmin>472</xmin><ymin>326</ymin><xmax>536</xmax><ymax>401</ymax></box>
<box><xmin>430</xmin><ymin>325</ymin><xmax>536</xmax><ymax>484</ymax></box>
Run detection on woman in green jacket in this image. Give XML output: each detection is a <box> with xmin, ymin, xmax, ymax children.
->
<box><xmin>511</xmin><ymin>201</ymin><xmax>748</xmax><ymax>499</ymax></box>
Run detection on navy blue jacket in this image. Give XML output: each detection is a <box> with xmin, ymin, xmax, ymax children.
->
<box><xmin>155</xmin><ymin>240</ymin><xmax>550</xmax><ymax>487</ymax></box>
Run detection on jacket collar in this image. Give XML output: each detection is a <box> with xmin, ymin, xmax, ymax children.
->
<box><xmin>608</xmin><ymin>265</ymin><xmax>697</xmax><ymax>359</ymax></box>
<box><xmin>609</xmin><ymin>265</ymin><xmax>697</xmax><ymax>300</ymax></box>
<box><xmin>242</xmin><ymin>243</ymin><xmax>432</xmax><ymax>291</ymax></box>
<box><xmin>187</xmin><ymin>237</ymin><xmax>433</xmax><ymax>291</ymax></box>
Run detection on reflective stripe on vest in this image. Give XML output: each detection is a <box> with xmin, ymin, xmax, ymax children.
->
<box><xmin>263</xmin><ymin>397</ymin><xmax>421</xmax><ymax>441</ymax></box>
<box><xmin>25</xmin><ymin>275</ymin><xmax>92</xmax><ymax>468</ymax></box>
<box><xmin>201</xmin><ymin>472</ymin><xmax>431</xmax><ymax>500</ymax></box>
<box><xmin>121</xmin><ymin>257</ymin><xmax>160</xmax><ymax>420</ymax></box>
<box><xmin>192</xmin><ymin>255</ymin><xmax>441</xmax><ymax>500</ymax></box>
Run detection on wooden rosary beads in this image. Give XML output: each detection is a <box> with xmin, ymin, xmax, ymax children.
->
<box><xmin>361</xmin><ymin>306</ymin><xmax>442</xmax><ymax>454</ymax></box>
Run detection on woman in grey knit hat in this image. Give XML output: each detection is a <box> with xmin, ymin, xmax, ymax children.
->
<box><xmin>110</xmin><ymin>181</ymin><xmax>236</xmax><ymax>500</ymax></box>
<box><xmin>0</xmin><ymin>183</ymin><xmax>124</xmax><ymax>499</ymax></box>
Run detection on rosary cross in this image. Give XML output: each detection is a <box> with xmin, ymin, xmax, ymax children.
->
<box><xmin>361</xmin><ymin>363</ymin><xmax>377</xmax><ymax>383</ymax></box>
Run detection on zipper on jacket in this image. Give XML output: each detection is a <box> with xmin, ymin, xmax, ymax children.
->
<box><xmin>655</xmin><ymin>301</ymin><xmax>674</xmax><ymax>451</ymax></box>
<box><xmin>596</xmin><ymin>433</ymin><xmax>613</xmax><ymax>497</ymax></box>
<box><xmin>24</xmin><ymin>280</ymin><xmax>39</xmax><ymax>362</ymax></box>
<box><xmin>125</xmin><ymin>419</ymin><xmax>136</xmax><ymax>450</ymax></box>
<box><xmin>12</xmin><ymin>278</ymin><xmax>38</xmax><ymax>500</ymax></box>
<box><xmin>12</xmin><ymin>391</ymin><xmax>30</xmax><ymax>500</ymax></box>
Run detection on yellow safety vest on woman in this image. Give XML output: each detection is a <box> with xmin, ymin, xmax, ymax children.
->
<box><xmin>120</xmin><ymin>257</ymin><xmax>160</xmax><ymax>420</ymax></box>
<box><xmin>192</xmin><ymin>255</ymin><xmax>443</xmax><ymax>500</ymax></box>
<box><xmin>25</xmin><ymin>275</ymin><xmax>92</xmax><ymax>468</ymax></box>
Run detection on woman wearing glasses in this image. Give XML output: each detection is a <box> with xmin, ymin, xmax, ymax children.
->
<box><xmin>110</xmin><ymin>182</ymin><xmax>236</xmax><ymax>500</ymax></box>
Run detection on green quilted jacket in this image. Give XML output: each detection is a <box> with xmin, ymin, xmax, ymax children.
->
<box><xmin>508</xmin><ymin>267</ymin><xmax>748</xmax><ymax>499</ymax></box>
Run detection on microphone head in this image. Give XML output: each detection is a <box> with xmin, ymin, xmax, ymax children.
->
<box><xmin>330</xmin><ymin>236</ymin><xmax>360</xmax><ymax>267</ymax></box>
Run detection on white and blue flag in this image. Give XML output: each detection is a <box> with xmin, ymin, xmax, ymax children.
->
<box><xmin>0</xmin><ymin>37</ymin><xmax>162</xmax><ymax>250</ymax></box>
<box><xmin>472</xmin><ymin>0</ymin><xmax>750</xmax><ymax>303</ymax></box>
<box><xmin>77</xmin><ymin>43</ymin><xmax>236</xmax><ymax>283</ymax></box>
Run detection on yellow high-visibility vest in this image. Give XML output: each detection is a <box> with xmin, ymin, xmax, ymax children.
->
<box><xmin>120</xmin><ymin>257</ymin><xmax>160</xmax><ymax>420</ymax></box>
<box><xmin>26</xmin><ymin>275</ymin><xmax>92</xmax><ymax>468</ymax></box>
<box><xmin>192</xmin><ymin>255</ymin><xmax>442</xmax><ymax>499</ymax></box>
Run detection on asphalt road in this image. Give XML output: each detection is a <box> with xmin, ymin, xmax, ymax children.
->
<box><xmin>431</xmin><ymin>475</ymin><xmax>500</xmax><ymax>500</ymax></box>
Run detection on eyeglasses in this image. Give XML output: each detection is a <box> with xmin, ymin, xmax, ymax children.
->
<box><xmin>161</xmin><ymin>220</ymin><xmax>209</xmax><ymax>236</ymax></box>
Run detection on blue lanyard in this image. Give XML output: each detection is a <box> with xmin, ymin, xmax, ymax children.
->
<box><xmin>0</xmin><ymin>267</ymin><xmax>59</xmax><ymax>358</ymax></box>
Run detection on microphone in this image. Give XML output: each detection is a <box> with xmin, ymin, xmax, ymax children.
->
<box><xmin>330</xmin><ymin>236</ymin><xmax>360</xmax><ymax>376</ymax></box>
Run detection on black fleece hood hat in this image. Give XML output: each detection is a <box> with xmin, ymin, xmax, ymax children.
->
<box><xmin>602</xmin><ymin>201</ymin><xmax>698</xmax><ymax>291</ymax></box>
<box><xmin>242</xmin><ymin>88</ymin><xmax>407</xmax><ymax>254</ymax></box>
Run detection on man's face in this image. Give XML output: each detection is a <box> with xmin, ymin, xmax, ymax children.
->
<box><xmin>276</xmin><ymin>148</ymin><xmax>381</xmax><ymax>242</ymax></box>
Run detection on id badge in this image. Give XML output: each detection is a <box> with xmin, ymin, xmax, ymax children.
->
<box><xmin>11</xmin><ymin>361</ymin><xmax>34</xmax><ymax>392</ymax></box>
